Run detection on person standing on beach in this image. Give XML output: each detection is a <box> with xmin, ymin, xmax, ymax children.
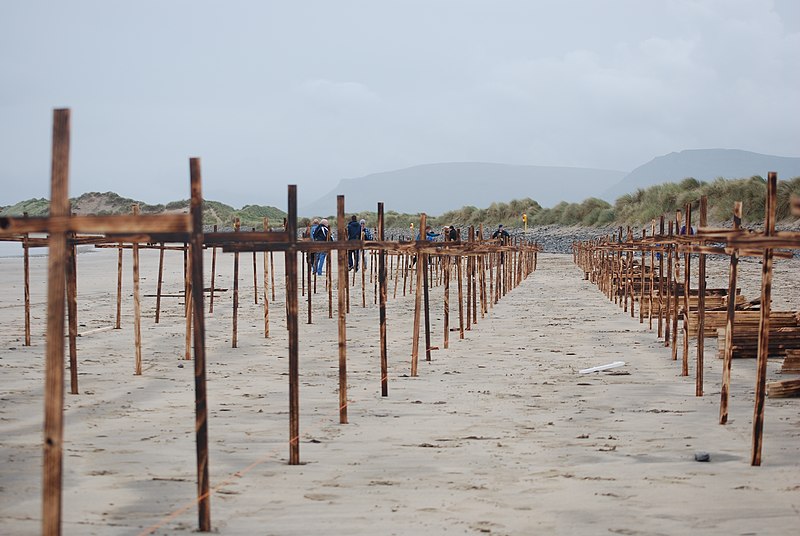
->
<box><xmin>359</xmin><ymin>219</ymin><xmax>373</xmax><ymax>269</ymax></box>
<box><xmin>312</xmin><ymin>219</ymin><xmax>330</xmax><ymax>275</ymax></box>
<box><xmin>447</xmin><ymin>226</ymin><xmax>458</xmax><ymax>241</ymax></box>
<box><xmin>347</xmin><ymin>215</ymin><xmax>362</xmax><ymax>271</ymax></box>
<box><xmin>492</xmin><ymin>224</ymin><xmax>510</xmax><ymax>264</ymax></box>
<box><xmin>492</xmin><ymin>224</ymin><xmax>510</xmax><ymax>243</ymax></box>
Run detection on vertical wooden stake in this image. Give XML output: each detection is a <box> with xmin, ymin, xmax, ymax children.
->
<box><xmin>696</xmin><ymin>196</ymin><xmax>708</xmax><ymax>396</ymax></box>
<box><xmin>752</xmin><ymin>173</ymin><xmax>777</xmax><ymax>466</ymax></box>
<box><xmin>155</xmin><ymin>242</ymin><xmax>165</xmax><ymax>323</ymax></box>
<box><xmin>185</xmin><ymin>250</ymin><xmax>193</xmax><ymax>361</ymax></box>
<box><xmin>720</xmin><ymin>201</ymin><xmax>741</xmax><ymax>425</ymax></box>
<box><xmin>682</xmin><ymin>204</ymin><xmax>692</xmax><ymax>377</ymax></box>
<box><xmin>336</xmin><ymin>196</ymin><xmax>348</xmax><ymax>423</ymax></box>
<box><xmin>115</xmin><ymin>241</ymin><xmax>123</xmax><ymax>329</ymax></box>
<box><xmin>263</xmin><ymin>219</ymin><xmax>270</xmax><ymax>338</ymax></box>
<box><xmin>132</xmin><ymin>205</ymin><xmax>142</xmax><ymax>376</ymax></box>
<box><xmin>411</xmin><ymin>214</ymin><xmax>426</xmax><ymax>376</ymax></box>
<box><xmin>378</xmin><ymin>203</ymin><xmax>388</xmax><ymax>397</ymax></box>
<box><xmin>23</xmin><ymin>215</ymin><xmax>31</xmax><ymax>346</ymax></box>
<box><xmin>252</xmin><ymin>232</ymin><xmax>258</xmax><ymax>305</ymax></box>
<box><xmin>270</xmin><ymin>250</ymin><xmax>276</xmax><ymax>302</ymax></box>
<box><xmin>423</xmin><ymin>248</ymin><xmax>432</xmax><ymax>362</ymax></box>
<box><xmin>209</xmin><ymin>225</ymin><xmax>217</xmax><ymax>314</ymax></box>
<box><xmin>285</xmin><ymin>187</ymin><xmax>300</xmax><ymax>465</ymax></box>
<box><xmin>42</xmin><ymin>108</ymin><xmax>70</xmax><ymax>536</ymax></box>
<box><xmin>457</xmin><ymin>252</ymin><xmax>465</xmax><ymax>339</ymax></box>
<box><xmin>232</xmin><ymin>218</ymin><xmax>240</xmax><ymax>348</ymax></box>
<box><xmin>66</xmin><ymin>235</ymin><xmax>78</xmax><ymax>395</ymax></box>
<box><xmin>189</xmin><ymin>158</ymin><xmax>211</xmax><ymax>531</ymax></box>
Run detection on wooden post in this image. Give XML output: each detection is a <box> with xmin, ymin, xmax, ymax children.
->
<box><xmin>270</xmin><ymin>250</ymin><xmax>276</xmax><ymax>302</ymax></box>
<box><xmin>208</xmin><ymin>225</ymin><xmax>218</xmax><ymax>313</ymax></box>
<box><xmin>252</xmin><ymin>231</ymin><xmax>258</xmax><ymax>305</ymax></box>
<box><xmin>132</xmin><ymin>204</ymin><xmax>143</xmax><ymax>375</ymax></box>
<box><xmin>682</xmin><ymin>204</ymin><xmax>691</xmax><ymax>376</ymax></box>
<box><xmin>115</xmin><ymin>241</ymin><xmax>123</xmax><ymax>329</ymax></box>
<box><xmin>411</xmin><ymin>214</ymin><xmax>426</xmax><ymax>376</ymax></box>
<box><xmin>665</xmin><ymin>221</ymin><xmax>673</xmax><ymax>348</ymax></box>
<box><xmin>42</xmin><ymin>107</ymin><xmax>70</xmax><ymax>536</ymax></box>
<box><xmin>155</xmin><ymin>242</ymin><xmax>165</xmax><ymax>323</ymax></box>
<box><xmin>751</xmin><ymin>173</ymin><xmax>777</xmax><ymax>466</ymax></box>
<box><xmin>285</xmin><ymin>187</ymin><xmax>300</xmax><ymax>465</ymax></box>
<box><xmin>184</xmin><ymin>249</ymin><xmax>193</xmax><ymax>361</ymax></box>
<box><xmin>306</xmin><ymin>246</ymin><xmax>312</xmax><ymax>325</ymax></box>
<box><xmin>719</xmin><ymin>201</ymin><xmax>742</xmax><ymax>425</ymax></box>
<box><xmin>443</xmin><ymin>249</ymin><xmax>450</xmax><ymax>350</ymax></box>
<box><xmin>66</xmin><ymin>234</ymin><xmax>78</xmax><ymax>395</ymax></box>
<box><xmin>466</xmin><ymin>233</ymin><xmax>472</xmax><ymax>331</ymax></box>
<box><xmin>696</xmin><ymin>196</ymin><xmax>708</xmax><ymax>396</ymax></box>
<box><xmin>23</xmin><ymin>214</ymin><xmax>31</xmax><ymax>346</ymax></box>
<box><xmin>232</xmin><ymin>218</ymin><xmax>240</xmax><ymax>348</ymax></box>
<box><xmin>457</xmin><ymin>251</ymin><xmax>465</xmax><ymax>339</ymax></box>
<box><xmin>378</xmin><ymin>203</ymin><xmax>388</xmax><ymax>397</ymax></box>
<box><xmin>336</xmin><ymin>196</ymin><xmax>348</xmax><ymax>423</ymax></box>
<box><xmin>657</xmin><ymin>216</ymin><xmax>665</xmax><ymax>339</ymax></box>
<box><xmin>189</xmin><ymin>158</ymin><xmax>211</xmax><ymax>531</ymax></box>
<box><xmin>263</xmin><ymin>219</ymin><xmax>270</xmax><ymax>338</ymax></box>
<box><xmin>423</xmin><ymin>246</ymin><xmax>432</xmax><ymax>362</ymax></box>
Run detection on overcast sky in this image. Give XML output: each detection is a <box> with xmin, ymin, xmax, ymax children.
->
<box><xmin>1</xmin><ymin>0</ymin><xmax>798</xmax><ymax>209</ymax></box>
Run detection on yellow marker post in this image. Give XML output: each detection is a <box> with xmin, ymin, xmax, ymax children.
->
<box><xmin>522</xmin><ymin>213</ymin><xmax>527</xmax><ymax>232</ymax></box>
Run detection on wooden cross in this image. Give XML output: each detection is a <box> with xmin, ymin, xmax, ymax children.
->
<box><xmin>0</xmin><ymin>109</ymin><xmax>211</xmax><ymax>535</ymax></box>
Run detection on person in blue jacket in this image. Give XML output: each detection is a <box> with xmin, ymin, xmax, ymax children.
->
<box><xmin>312</xmin><ymin>219</ymin><xmax>330</xmax><ymax>275</ymax></box>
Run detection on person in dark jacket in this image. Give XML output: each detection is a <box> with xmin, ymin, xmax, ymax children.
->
<box><xmin>346</xmin><ymin>215</ymin><xmax>362</xmax><ymax>271</ymax></box>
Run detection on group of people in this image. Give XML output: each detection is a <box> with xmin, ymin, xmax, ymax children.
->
<box><xmin>307</xmin><ymin>219</ymin><xmax>511</xmax><ymax>276</ymax></box>
<box><xmin>417</xmin><ymin>223</ymin><xmax>509</xmax><ymax>242</ymax></box>
<box><xmin>307</xmin><ymin>215</ymin><xmax>373</xmax><ymax>276</ymax></box>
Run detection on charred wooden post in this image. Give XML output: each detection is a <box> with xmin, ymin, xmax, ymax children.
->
<box><xmin>336</xmin><ymin>196</ymin><xmax>348</xmax><ymax>423</ymax></box>
<box><xmin>378</xmin><ymin>203</ymin><xmax>388</xmax><ymax>397</ymax></box>
<box><xmin>696</xmin><ymin>196</ymin><xmax>708</xmax><ymax>396</ymax></box>
<box><xmin>444</xmin><ymin>243</ymin><xmax>450</xmax><ymax>350</ymax></box>
<box><xmin>252</xmin><ymin>229</ymin><xmax>258</xmax><ymax>305</ymax></box>
<box><xmin>306</xmin><ymin>239</ymin><xmax>312</xmax><ymax>325</ymax></box>
<box><xmin>115</xmin><ymin>241</ymin><xmax>123</xmax><ymax>329</ymax></box>
<box><xmin>666</xmin><ymin>221</ymin><xmax>674</xmax><ymax>349</ymax></box>
<box><xmin>682</xmin><ymin>204</ymin><xmax>692</xmax><ymax>376</ymax></box>
<box><xmin>720</xmin><ymin>201</ymin><xmax>742</xmax><ymax>424</ymax></box>
<box><xmin>132</xmin><ymin>204</ymin><xmax>143</xmax><ymax>375</ymax></box>
<box><xmin>232</xmin><ymin>218</ymin><xmax>240</xmax><ymax>348</ymax></box>
<box><xmin>657</xmin><ymin>216</ymin><xmax>665</xmax><ymax>338</ymax></box>
<box><xmin>155</xmin><ymin>242</ymin><xmax>165</xmax><ymax>322</ymax></box>
<box><xmin>423</xmin><ymin>243</ymin><xmax>432</xmax><ymax>362</ymax></box>
<box><xmin>752</xmin><ymin>173</ymin><xmax>778</xmax><ymax>466</ymax></box>
<box><xmin>66</xmin><ymin>232</ymin><xmax>79</xmax><ymax>395</ymax></box>
<box><xmin>209</xmin><ymin>225</ymin><xmax>217</xmax><ymax>313</ymax></box>
<box><xmin>189</xmin><ymin>158</ymin><xmax>211</xmax><ymax>532</ymax></box>
<box><xmin>285</xmin><ymin>187</ymin><xmax>300</xmax><ymax>465</ymax></box>
<box><xmin>262</xmin><ymin>219</ymin><xmax>270</xmax><ymax>338</ymax></box>
<box><xmin>411</xmin><ymin>214</ymin><xmax>427</xmax><ymax>376</ymax></box>
<box><xmin>184</xmin><ymin>248</ymin><xmax>193</xmax><ymax>361</ymax></box>
<box><xmin>23</xmin><ymin>215</ymin><xmax>31</xmax><ymax>345</ymax></box>
<box><xmin>457</xmin><ymin>247</ymin><xmax>465</xmax><ymax>339</ymax></box>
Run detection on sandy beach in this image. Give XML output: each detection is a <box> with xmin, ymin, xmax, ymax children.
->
<box><xmin>1</xmin><ymin>246</ymin><xmax>799</xmax><ymax>535</ymax></box>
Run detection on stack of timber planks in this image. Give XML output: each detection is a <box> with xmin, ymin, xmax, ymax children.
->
<box><xmin>716</xmin><ymin>311</ymin><xmax>800</xmax><ymax>359</ymax></box>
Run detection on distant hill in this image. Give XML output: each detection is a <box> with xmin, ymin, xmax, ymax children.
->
<box><xmin>0</xmin><ymin>192</ymin><xmax>286</xmax><ymax>229</ymax></box>
<box><xmin>300</xmin><ymin>162</ymin><xmax>626</xmax><ymax>217</ymax></box>
<box><xmin>603</xmin><ymin>149</ymin><xmax>800</xmax><ymax>201</ymax></box>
